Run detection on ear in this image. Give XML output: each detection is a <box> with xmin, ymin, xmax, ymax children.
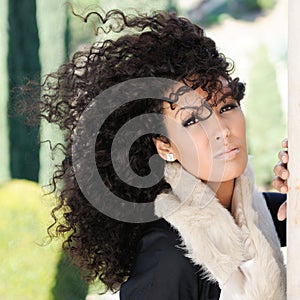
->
<box><xmin>152</xmin><ymin>137</ymin><xmax>177</xmax><ymax>162</ymax></box>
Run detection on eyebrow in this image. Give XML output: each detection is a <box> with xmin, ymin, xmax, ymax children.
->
<box><xmin>167</xmin><ymin>92</ymin><xmax>235</xmax><ymax>118</ymax></box>
<box><xmin>174</xmin><ymin>105</ymin><xmax>201</xmax><ymax>118</ymax></box>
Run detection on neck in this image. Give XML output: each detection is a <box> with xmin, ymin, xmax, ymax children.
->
<box><xmin>207</xmin><ymin>179</ymin><xmax>235</xmax><ymax>209</ymax></box>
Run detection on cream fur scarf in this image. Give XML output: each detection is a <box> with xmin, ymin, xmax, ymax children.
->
<box><xmin>154</xmin><ymin>162</ymin><xmax>286</xmax><ymax>300</ymax></box>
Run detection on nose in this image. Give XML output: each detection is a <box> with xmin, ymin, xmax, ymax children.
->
<box><xmin>213</xmin><ymin>116</ymin><xmax>230</xmax><ymax>141</ymax></box>
<box><xmin>200</xmin><ymin>112</ymin><xmax>230</xmax><ymax>142</ymax></box>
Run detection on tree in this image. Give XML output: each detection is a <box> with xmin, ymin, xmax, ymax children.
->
<box><xmin>0</xmin><ymin>0</ymin><xmax>9</xmax><ymax>183</ymax></box>
<box><xmin>8</xmin><ymin>0</ymin><xmax>40</xmax><ymax>182</ymax></box>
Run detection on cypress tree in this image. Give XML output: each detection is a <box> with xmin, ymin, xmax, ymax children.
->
<box><xmin>0</xmin><ymin>0</ymin><xmax>10</xmax><ymax>182</ymax></box>
<box><xmin>8</xmin><ymin>0</ymin><xmax>40</xmax><ymax>181</ymax></box>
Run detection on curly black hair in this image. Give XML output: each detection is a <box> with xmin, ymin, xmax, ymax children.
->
<box><xmin>39</xmin><ymin>9</ymin><xmax>245</xmax><ymax>292</ymax></box>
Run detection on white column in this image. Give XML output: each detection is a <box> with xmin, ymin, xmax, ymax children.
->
<box><xmin>36</xmin><ymin>0</ymin><xmax>66</xmax><ymax>187</ymax></box>
<box><xmin>287</xmin><ymin>0</ymin><xmax>300</xmax><ymax>298</ymax></box>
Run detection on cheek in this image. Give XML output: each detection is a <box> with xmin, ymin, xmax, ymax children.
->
<box><xmin>170</xmin><ymin>127</ymin><xmax>212</xmax><ymax>177</ymax></box>
<box><xmin>171</xmin><ymin>128</ymin><xmax>205</xmax><ymax>159</ymax></box>
<box><xmin>236</xmin><ymin>114</ymin><xmax>247</xmax><ymax>143</ymax></box>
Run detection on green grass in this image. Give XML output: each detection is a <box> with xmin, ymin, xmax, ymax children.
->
<box><xmin>0</xmin><ymin>180</ymin><xmax>61</xmax><ymax>300</ymax></box>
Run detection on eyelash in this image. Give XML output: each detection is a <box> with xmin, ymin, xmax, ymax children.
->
<box><xmin>182</xmin><ymin>112</ymin><xmax>200</xmax><ymax>127</ymax></box>
<box><xmin>182</xmin><ymin>103</ymin><xmax>239</xmax><ymax>127</ymax></box>
<box><xmin>219</xmin><ymin>103</ymin><xmax>238</xmax><ymax>113</ymax></box>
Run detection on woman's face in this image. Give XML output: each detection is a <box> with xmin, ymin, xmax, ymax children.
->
<box><xmin>161</xmin><ymin>82</ymin><xmax>248</xmax><ymax>182</ymax></box>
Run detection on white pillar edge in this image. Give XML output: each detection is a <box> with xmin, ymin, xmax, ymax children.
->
<box><xmin>287</xmin><ymin>0</ymin><xmax>300</xmax><ymax>298</ymax></box>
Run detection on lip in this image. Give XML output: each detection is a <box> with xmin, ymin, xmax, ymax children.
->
<box><xmin>214</xmin><ymin>147</ymin><xmax>241</xmax><ymax>160</ymax></box>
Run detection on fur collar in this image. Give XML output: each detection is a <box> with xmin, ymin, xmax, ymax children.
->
<box><xmin>154</xmin><ymin>162</ymin><xmax>286</xmax><ymax>300</ymax></box>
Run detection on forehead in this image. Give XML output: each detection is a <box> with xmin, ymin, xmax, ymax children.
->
<box><xmin>163</xmin><ymin>79</ymin><xmax>231</xmax><ymax>114</ymax></box>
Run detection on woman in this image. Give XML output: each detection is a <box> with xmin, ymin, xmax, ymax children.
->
<box><xmin>40</xmin><ymin>10</ymin><xmax>287</xmax><ymax>299</ymax></box>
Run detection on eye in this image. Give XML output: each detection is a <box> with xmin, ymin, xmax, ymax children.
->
<box><xmin>220</xmin><ymin>103</ymin><xmax>238</xmax><ymax>113</ymax></box>
<box><xmin>182</xmin><ymin>112</ymin><xmax>200</xmax><ymax>127</ymax></box>
<box><xmin>180</xmin><ymin>102</ymin><xmax>213</xmax><ymax>127</ymax></box>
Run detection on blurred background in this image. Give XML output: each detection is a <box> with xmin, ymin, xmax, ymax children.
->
<box><xmin>0</xmin><ymin>0</ymin><xmax>287</xmax><ymax>299</ymax></box>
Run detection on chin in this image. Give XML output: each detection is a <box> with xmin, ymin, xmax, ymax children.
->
<box><xmin>207</xmin><ymin>158</ymin><xmax>248</xmax><ymax>182</ymax></box>
<box><xmin>225</xmin><ymin>159</ymin><xmax>248</xmax><ymax>180</ymax></box>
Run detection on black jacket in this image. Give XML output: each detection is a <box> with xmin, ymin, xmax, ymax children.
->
<box><xmin>120</xmin><ymin>192</ymin><xmax>286</xmax><ymax>300</ymax></box>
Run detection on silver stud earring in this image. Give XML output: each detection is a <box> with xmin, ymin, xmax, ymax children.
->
<box><xmin>166</xmin><ymin>153</ymin><xmax>175</xmax><ymax>162</ymax></box>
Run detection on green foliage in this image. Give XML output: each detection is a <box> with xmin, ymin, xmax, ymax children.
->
<box><xmin>245</xmin><ymin>44</ymin><xmax>286</xmax><ymax>187</ymax></box>
<box><xmin>8</xmin><ymin>0</ymin><xmax>40</xmax><ymax>182</ymax></box>
<box><xmin>51</xmin><ymin>253</ymin><xmax>89</xmax><ymax>300</ymax></box>
<box><xmin>0</xmin><ymin>0</ymin><xmax>9</xmax><ymax>183</ymax></box>
<box><xmin>0</xmin><ymin>180</ymin><xmax>61</xmax><ymax>300</ymax></box>
<box><xmin>240</xmin><ymin>0</ymin><xmax>276</xmax><ymax>10</ymax></box>
<box><xmin>197</xmin><ymin>0</ymin><xmax>277</xmax><ymax>27</ymax></box>
<box><xmin>257</xmin><ymin>0</ymin><xmax>277</xmax><ymax>10</ymax></box>
<box><xmin>242</xmin><ymin>0</ymin><xmax>261</xmax><ymax>11</ymax></box>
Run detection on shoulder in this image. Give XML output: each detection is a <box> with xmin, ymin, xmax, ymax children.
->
<box><xmin>120</xmin><ymin>219</ymin><xmax>199</xmax><ymax>300</ymax></box>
